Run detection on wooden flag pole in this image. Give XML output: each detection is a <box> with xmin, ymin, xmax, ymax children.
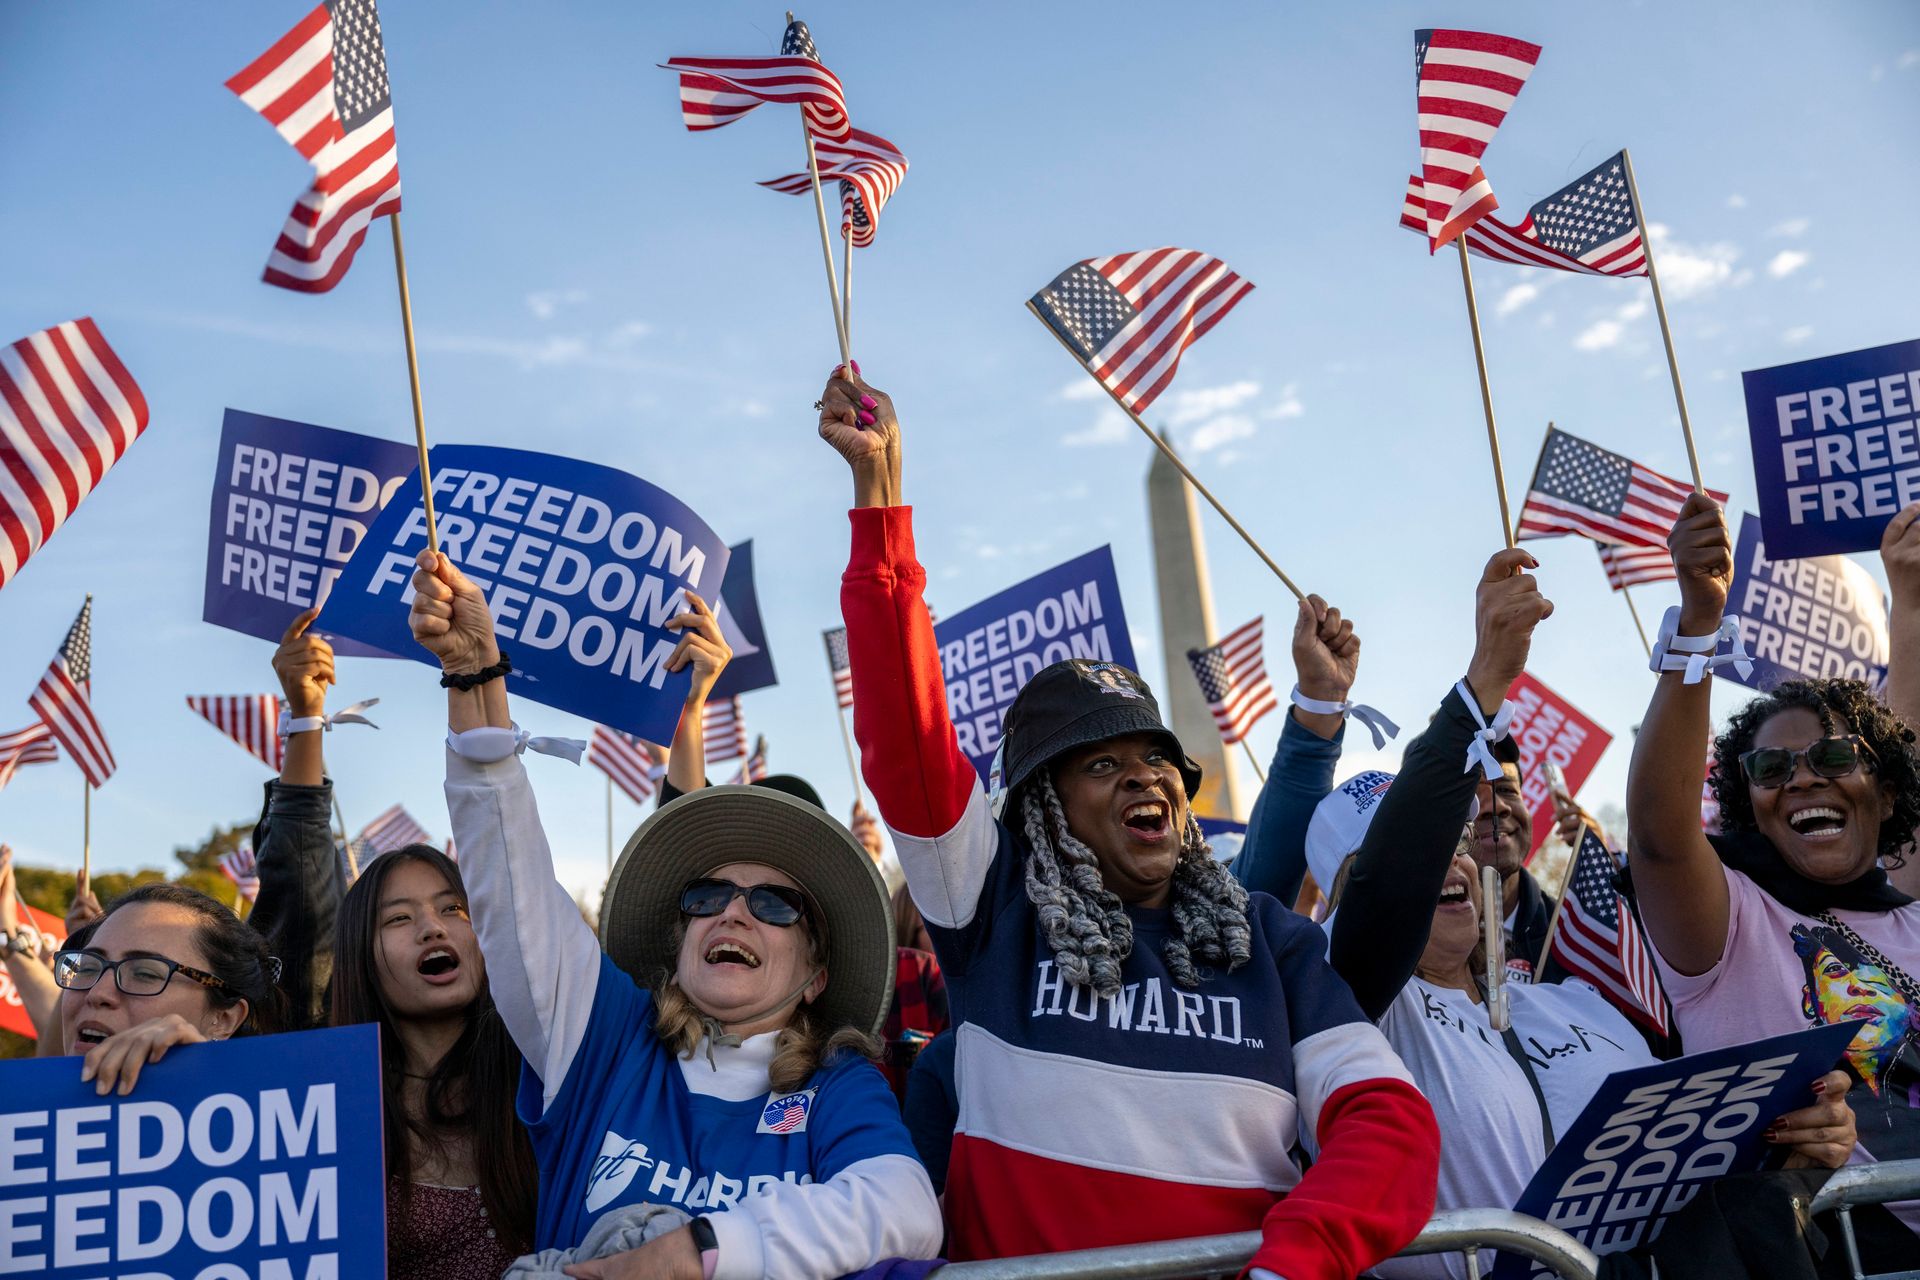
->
<box><xmin>1026</xmin><ymin>301</ymin><xmax>1305</xmax><ymax>601</ymax></box>
<box><xmin>1620</xmin><ymin>148</ymin><xmax>1705</xmax><ymax>492</ymax></box>
<box><xmin>1622</xmin><ymin>586</ymin><xmax>1653</xmax><ymax>658</ymax></box>
<box><xmin>81</xmin><ymin>780</ymin><xmax>91</xmax><ymax>885</ymax></box>
<box><xmin>1455</xmin><ymin>239</ymin><xmax>1515</xmax><ymax>549</ymax></box>
<box><xmin>841</xmin><ymin>229</ymin><xmax>854</xmax><ymax>354</ymax></box>
<box><xmin>1239</xmin><ymin>738</ymin><xmax>1268</xmax><ymax>785</ymax></box>
<box><xmin>1536</xmin><ymin>840</ymin><xmax>1579</xmax><ymax>976</ymax></box>
<box><xmin>834</xmin><ymin>705</ymin><xmax>864</xmax><ymax>804</ymax></box>
<box><xmin>787</xmin><ymin>12</ymin><xmax>850</xmax><ymax>365</ymax></box>
<box><xmin>389</xmin><ymin>213</ymin><xmax>439</xmax><ymax>550</ymax></box>
<box><xmin>332</xmin><ymin>791</ymin><xmax>360</xmax><ymax>881</ymax></box>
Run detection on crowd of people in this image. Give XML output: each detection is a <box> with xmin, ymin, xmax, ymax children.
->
<box><xmin>3</xmin><ymin>368</ymin><xmax>1918</xmax><ymax>1278</ymax></box>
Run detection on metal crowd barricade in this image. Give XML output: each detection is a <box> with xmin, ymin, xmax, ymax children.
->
<box><xmin>928</xmin><ymin>1209</ymin><xmax>1600</xmax><ymax>1280</ymax></box>
<box><xmin>1803</xmin><ymin>1157</ymin><xmax>1920</xmax><ymax>1280</ymax></box>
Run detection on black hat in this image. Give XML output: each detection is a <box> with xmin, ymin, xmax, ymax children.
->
<box><xmin>995</xmin><ymin>660</ymin><xmax>1202</xmax><ymax>802</ymax></box>
<box><xmin>753</xmin><ymin>773</ymin><xmax>824</xmax><ymax>810</ymax></box>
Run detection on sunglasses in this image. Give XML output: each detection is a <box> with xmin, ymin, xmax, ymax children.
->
<box><xmin>1738</xmin><ymin>735</ymin><xmax>1879</xmax><ymax>789</ymax></box>
<box><xmin>54</xmin><ymin>950</ymin><xmax>233</xmax><ymax>998</ymax></box>
<box><xmin>679</xmin><ymin>878</ymin><xmax>811</xmax><ymax>929</ymax></box>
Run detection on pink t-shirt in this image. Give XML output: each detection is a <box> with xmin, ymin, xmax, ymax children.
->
<box><xmin>1652</xmin><ymin>862</ymin><xmax>1920</xmax><ymax>1225</ymax></box>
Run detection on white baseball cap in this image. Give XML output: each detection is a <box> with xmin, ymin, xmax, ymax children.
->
<box><xmin>1305</xmin><ymin>771</ymin><xmax>1396</xmax><ymax>895</ymax></box>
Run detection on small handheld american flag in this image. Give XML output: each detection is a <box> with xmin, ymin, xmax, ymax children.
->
<box><xmin>357</xmin><ymin>804</ymin><xmax>431</xmax><ymax>857</ymax></box>
<box><xmin>660</xmin><ymin>18</ymin><xmax>851</xmax><ymax>144</ymax></box>
<box><xmin>31</xmin><ymin>598</ymin><xmax>114</xmax><ymax>788</ymax></box>
<box><xmin>1028</xmin><ymin>249</ymin><xmax>1254</xmax><ymax>415</ymax></box>
<box><xmin>590</xmin><ymin>727</ymin><xmax>659</xmax><ymax>804</ymax></box>
<box><xmin>0</xmin><ymin>723</ymin><xmax>58</xmax><ymax>793</ymax></box>
<box><xmin>1186</xmin><ymin>618</ymin><xmax>1277</xmax><ymax>746</ymax></box>
<box><xmin>1553</xmin><ymin>825</ymin><xmax>1672</xmax><ymax>1036</ymax></box>
<box><xmin>1517</xmin><ymin>427</ymin><xmax>1727</xmax><ymax>551</ymax></box>
<box><xmin>218</xmin><ymin>846</ymin><xmax>262</xmax><ymax>904</ymax></box>
<box><xmin>1596</xmin><ymin>542</ymin><xmax>1675</xmax><ymax>592</ymax></box>
<box><xmin>702</xmin><ymin>698</ymin><xmax>749</xmax><ymax>764</ymax></box>
<box><xmin>227</xmin><ymin>0</ymin><xmax>403</xmax><ymax>293</ymax></box>
<box><xmin>824</xmin><ymin>627</ymin><xmax>854</xmax><ymax>710</ymax></box>
<box><xmin>732</xmin><ymin>736</ymin><xmax>770</xmax><ymax>785</ymax></box>
<box><xmin>1399</xmin><ymin>154</ymin><xmax>1649</xmax><ymax>278</ymax></box>
<box><xmin>1412</xmin><ymin>29</ymin><xmax>1542</xmax><ymax>250</ymax></box>
<box><xmin>187</xmin><ymin>695</ymin><xmax>285</xmax><ymax>772</ymax></box>
<box><xmin>761</xmin><ymin>129</ymin><xmax>908</xmax><ymax>248</ymax></box>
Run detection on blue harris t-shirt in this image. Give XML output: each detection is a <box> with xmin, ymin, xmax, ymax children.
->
<box><xmin>520</xmin><ymin>953</ymin><xmax>916</xmax><ymax>1251</ymax></box>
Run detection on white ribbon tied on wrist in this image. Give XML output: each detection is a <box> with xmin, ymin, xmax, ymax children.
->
<box><xmin>278</xmin><ymin>697</ymin><xmax>381</xmax><ymax>738</ymax></box>
<box><xmin>1288</xmin><ymin>684</ymin><xmax>1401</xmax><ymax>749</ymax></box>
<box><xmin>1455</xmin><ymin>680</ymin><xmax>1517</xmax><ymax>781</ymax></box>
<box><xmin>1648</xmin><ymin>606</ymin><xmax>1754</xmax><ymax>685</ymax></box>
<box><xmin>445</xmin><ymin>722</ymin><xmax>586</xmax><ymax>765</ymax></box>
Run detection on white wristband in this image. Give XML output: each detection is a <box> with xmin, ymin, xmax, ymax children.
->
<box><xmin>1647</xmin><ymin>607</ymin><xmax>1753</xmax><ymax>685</ymax></box>
<box><xmin>1456</xmin><ymin>681</ymin><xmax>1517</xmax><ymax>781</ymax></box>
<box><xmin>1288</xmin><ymin>685</ymin><xmax>1401</xmax><ymax>750</ymax></box>
<box><xmin>278</xmin><ymin>697</ymin><xmax>380</xmax><ymax>737</ymax></box>
<box><xmin>445</xmin><ymin>722</ymin><xmax>586</xmax><ymax>765</ymax></box>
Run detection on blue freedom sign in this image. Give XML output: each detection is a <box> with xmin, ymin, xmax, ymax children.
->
<box><xmin>933</xmin><ymin>546</ymin><xmax>1135</xmax><ymax>781</ymax></box>
<box><xmin>710</xmin><ymin>539</ymin><xmax>778</xmax><ymax>700</ymax></box>
<box><xmin>320</xmin><ymin>445</ymin><xmax>730</xmax><ymax>744</ymax></box>
<box><xmin>1744</xmin><ymin>338</ymin><xmax>1920</xmax><ymax>557</ymax></box>
<box><xmin>1491</xmin><ymin>1021</ymin><xmax>1859</xmax><ymax>1278</ymax></box>
<box><xmin>202</xmin><ymin>409</ymin><xmax>418</xmax><ymax>658</ymax></box>
<box><xmin>1727</xmin><ymin>513</ymin><xmax>1888</xmax><ymax>693</ymax></box>
<box><xmin>0</xmin><ymin>1024</ymin><xmax>385</xmax><ymax>1277</ymax></box>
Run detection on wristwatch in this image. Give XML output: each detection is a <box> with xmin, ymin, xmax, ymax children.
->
<box><xmin>4</xmin><ymin>928</ymin><xmax>37</xmax><ymax>957</ymax></box>
<box><xmin>688</xmin><ymin>1217</ymin><xmax>718</xmax><ymax>1253</ymax></box>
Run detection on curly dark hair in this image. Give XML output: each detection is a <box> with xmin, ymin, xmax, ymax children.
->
<box><xmin>1710</xmin><ymin>678</ymin><xmax>1920</xmax><ymax>867</ymax></box>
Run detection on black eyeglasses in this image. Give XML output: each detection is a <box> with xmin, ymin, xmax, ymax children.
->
<box><xmin>53</xmin><ymin>950</ymin><xmax>233</xmax><ymax>998</ymax></box>
<box><xmin>679</xmin><ymin>878</ymin><xmax>811</xmax><ymax>929</ymax></box>
<box><xmin>1739</xmin><ymin>735</ymin><xmax>1879</xmax><ymax>789</ymax></box>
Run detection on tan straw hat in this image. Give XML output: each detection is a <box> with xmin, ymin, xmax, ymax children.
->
<box><xmin>599</xmin><ymin>785</ymin><xmax>895</xmax><ymax>1038</ymax></box>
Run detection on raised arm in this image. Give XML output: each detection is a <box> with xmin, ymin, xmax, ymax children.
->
<box><xmin>1330</xmin><ymin>548</ymin><xmax>1550</xmax><ymax>1018</ymax></box>
<box><xmin>0</xmin><ymin>846</ymin><xmax>61</xmax><ymax>1048</ymax></box>
<box><xmin>409</xmin><ymin>549</ymin><xmax>602</xmax><ymax>1105</ymax></box>
<box><xmin>662</xmin><ymin>589</ymin><xmax>731</xmax><ymax>796</ymax></box>
<box><xmin>1878</xmin><ymin>506</ymin><xmax>1920</xmax><ymax>896</ymax></box>
<box><xmin>820</xmin><ymin>369</ymin><xmax>997</xmax><ymax>937</ymax></box>
<box><xmin>1232</xmin><ymin>595</ymin><xmax>1357</xmax><ymax>902</ymax></box>
<box><xmin>1625</xmin><ymin>493</ymin><xmax>1736</xmax><ymax>976</ymax></box>
<box><xmin>249</xmin><ymin>608</ymin><xmax>345</xmax><ymax>1030</ymax></box>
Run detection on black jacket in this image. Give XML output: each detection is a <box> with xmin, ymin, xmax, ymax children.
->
<box><xmin>249</xmin><ymin>778</ymin><xmax>345</xmax><ymax>1030</ymax></box>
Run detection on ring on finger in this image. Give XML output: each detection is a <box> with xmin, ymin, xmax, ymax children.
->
<box><xmin>813</xmin><ymin>400</ymin><xmax>826</xmax><ymax>411</ymax></box>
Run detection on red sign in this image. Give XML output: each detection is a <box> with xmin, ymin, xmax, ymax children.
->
<box><xmin>0</xmin><ymin>900</ymin><xmax>67</xmax><ymax>1040</ymax></box>
<box><xmin>1505</xmin><ymin>672</ymin><xmax>1612</xmax><ymax>858</ymax></box>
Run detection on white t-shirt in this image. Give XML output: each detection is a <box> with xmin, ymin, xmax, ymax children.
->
<box><xmin>1373</xmin><ymin>976</ymin><xmax>1649</xmax><ymax>1280</ymax></box>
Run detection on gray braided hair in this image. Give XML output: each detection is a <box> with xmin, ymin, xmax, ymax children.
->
<box><xmin>1019</xmin><ymin>772</ymin><xmax>1253</xmax><ymax>997</ymax></box>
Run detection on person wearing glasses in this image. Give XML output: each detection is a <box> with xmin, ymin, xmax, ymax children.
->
<box><xmin>51</xmin><ymin>882</ymin><xmax>283</xmax><ymax>1090</ymax></box>
<box><xmin>406</xmin><ymin>550</ymin><xmax>941</xmax><ymax>1279</ymax></box>
<box><xmin>1631</xmin><ymin>493</ymin><xmax>1920</xmax><ymax>1245</ymax></box>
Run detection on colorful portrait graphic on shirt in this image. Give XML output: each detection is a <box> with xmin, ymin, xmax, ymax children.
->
<box><xmin>1790</xmin><ymin>923</ymin><xmax>1919</xmax><ymax>1157</ymax></box>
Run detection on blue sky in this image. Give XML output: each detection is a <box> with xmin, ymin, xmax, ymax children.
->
<box><xmin>1</xmin><ymin>2</ymin><xmax>1917</xmax><ymax>898</ymax></box>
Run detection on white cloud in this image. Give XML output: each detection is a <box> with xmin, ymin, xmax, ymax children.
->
<box><xmin>605</xmin><ymin>321</ymin><xmax>652</xmax><ymax>347</ymax></box>
<box><xmin>1187</xmin><ymin>413</ymin><xmax>1257</xmax><ymax>453</ymax></box>
<box><xmin>1062</xmin><ymin>408</ymin><xmax>1129</xmax><ymax>447</ymax></box>
<box><xmin>1264</xmin><ymin>383</ymin><xmax>1304</xmax><ymax>420</ymax></box>
<box><xmin>1057</xmin><ymin>379</ymin><xmax>1106</xmax><ymax>402</ymax></box>
<box><xmin>525</xmin><ymin>288</ymin><xmax>588</xmax><ymax>321</ymax></box>
<box><xmin>1497</xmin><ymin>283</ymin><xmax>1541</xmax><ymax>317</ymax></box>
<box><xmin>1644</xmin><ymin>224</ymin><xmax>1741</xmax><ymax>299</ymax></box>
<box><xmin>1900</xmin><ymin>49</ymin><xmax>1920</xmax><ymax>70</ymax></box>
<box><xmin>1617</xmin><ymin>296</ymin><xmax>1650</xmax><ymax>322</ymax></box>
<box><xmin>1770</xmin><ymin>217</ymin><xmax>1811</xmax><ymax>237</ymax></box>
<box><xmin>1767</xmin><ymin>249</ymin><xmax>1811</xmax><ymax>278</ymax></box>
<box><xmin>1161</xmin><ymin>380</ymin><xmax>1261</xmax><ymax>427</ymax></box>
<box><xmin>1574</xmin><ymin>319</ymin><xmax>1625</xmax><ymax>351</ymax></box>
<box><xmin>1782</xmin><ymin>325</ymin><xmax>1815</xmax><ymax>345</ymax></box>
<box><xmin>1725</xmin><ymin>193</ymin><xmax>1748</xmax><ymax>209</ymax></box>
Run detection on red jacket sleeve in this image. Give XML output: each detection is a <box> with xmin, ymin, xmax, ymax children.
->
<box><xmin>1246</xmin><ymin>1078</ymin><xmax>1439</xmax><ymax>1280</ymax></box>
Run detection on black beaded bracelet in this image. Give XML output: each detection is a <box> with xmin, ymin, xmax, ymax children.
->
<box><xmin>440</xmin><ymin>652</ymin><xmax>512</xmax><ymax>691</ymax></box>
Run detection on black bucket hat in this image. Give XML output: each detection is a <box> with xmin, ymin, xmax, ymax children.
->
<box><xmin>993</xmin><ymin>659</ymin><xmax>1202</xmax><ymax>805</ymax></box>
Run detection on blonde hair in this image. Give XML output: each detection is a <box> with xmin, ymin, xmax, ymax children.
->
<box><xmin>650</xmin><ymin>919</ymin><xmax>879</xmax><ymax>1094</ymax></box>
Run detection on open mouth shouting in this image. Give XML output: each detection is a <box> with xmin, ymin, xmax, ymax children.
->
<box><xmin>1785</xmin><ymin>805</ymin><xmax>1848</xmax><ymax>842</ymax></box>
<box><xmin>704</xmin><ymin>939</ymin><xmax>762</xmax><ymax>969</ymax></box>
<box><xmin>1121</xmin><ymin>800</ymin><xmax>1170</xmax><ymax>843</ymax></box>
<box><xmin>73</xmin><ymin>1021</ymin><xmax>113</xmax><ymax>1047</ymax></box>
<box><xmin>416</xmin><ymin>947</ymin><xmax>463</xmax><ymax>985</ymax></box>
<box><xmin>1437</xmin><ymin>880</ymin><xmax>1472</xmax><ymax>911</ymax></box>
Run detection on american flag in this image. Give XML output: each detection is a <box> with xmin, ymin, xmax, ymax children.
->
<box><xmin>763</xmin><ymin>1097</ymin><xmax>809</xmax><ymax>1133</ymax></box>
<box><xmin>1029</xmin><ymin>249</ymin><xmax>1254</xmax><ymax>414</ymax></box>
<box><xmin>1554</xmin><ymin>825</ymin><xmax>1672</xmax><ymax>1036</ymax></box>
<box><xmin>1186</xmin><ymin>618</ymin><xmax>1278</xmax><ymax>746</ymax></box>
<box><xmin>1596</xmin><ymin>542</ymin><xmax>1674</xmax><ymax>592</ymax></box>
<box><xmin>761</xmin><ymin>128</ymin><xmax>909</xmax><ymax>247</ymax></box>
<box><xmin>702</xmin><ymin>697</ymin><xmax>749</xmax><ymax>764</ymax></box>
<box><xmin>30</xmin><ymin>598</ymin><xmax>114</xmax><ymax>788</ymax></box>
<box><xmin>0</xmin><ymin>723</ymin><xmax>58</xmax><ymax>793</ymax></box>
<box><xmin>0</xmin><ymin>319</ymin><xmax>150</xmax><ymax>594</ymax></box>
<box><xmin>1399</xmin><ymin>162</ymin><xmax>1648</xmax><ymax>278</ymax></box>
<box><xmin>1517</xmin><ymin>427</ymin><xmax>1726</xmax><ymax>550</ymax></box>
<box><xmin>187</xmin><ymin>695</ymin><xmax>285</xmax><ymax>772</ymax></box>
<box><xmin>824</xmin><ymin>627</ymin><xmax>854</xmax><ymax>710</ymax></box>
<box><xmin>1412</xmin><ymin>28</ymin><xmax>1542</xmax><ymax>250</ymax></box>
<box><xmin>732</xmin><ymin>735</ymin><xmax>770</xmax><ymax>785</ymax></box>
<box><xmin>590</xmin><ymin>726</ymin><xmax>658</xmax><ymax>805</ymax></box>
<box><xmin>661</xmin><ymin>19</ymin><xmax>851</xmax><ymax>144</ymax></box>
<box><xmin>227</xmin><ymin>0</ymin><xmax>403</xmax><ymax>293</ymax></box>
<box><xmin>217</xmin><ymin>846</ymin><xmax>261</xmax><ymax>904</ymax></box>
<box><xmin>357</xmin><ymin>803</ymin><xmax>431</xmax><ymax>856</ymax></box>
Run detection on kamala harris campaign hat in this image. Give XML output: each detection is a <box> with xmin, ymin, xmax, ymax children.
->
<box><xmin>995</xmin><ymin>659</ymin><xmax>1202</xmax><ymax>804</ymax></box>
<box><xmin>600</xmin><ymin>785</ymin><xmax>895</xmax><ymax>1038</ymax></box>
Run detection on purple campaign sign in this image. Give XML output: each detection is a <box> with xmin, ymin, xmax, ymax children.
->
<box><xmin>318</xmin><ymin>445</ymin><xmax>730</xmax><ymax>744</ymax></box>
<box><xmin>1491</xmin><ymin>1021</ymin><xmax>1859</xmax><ymax>1278</ymax></box>
<box><xmin>1726</xmin><ymin>512</ymin><xmax>1887</xmax><ymax>693</ymax></box>
<box><xmin>933</xmin><ymin>546</ymin><xmax>1135</xmax><ymax>782</ymax></box>
<box><xmin>202</xmin><ymin>409</ymin><xmax>418</xmax><ymax>657</ymax></box>
<box><xmin>1744</xmin><ymin>338</ymin><xmax>1920</xmax><ymax>557</ymax></box>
